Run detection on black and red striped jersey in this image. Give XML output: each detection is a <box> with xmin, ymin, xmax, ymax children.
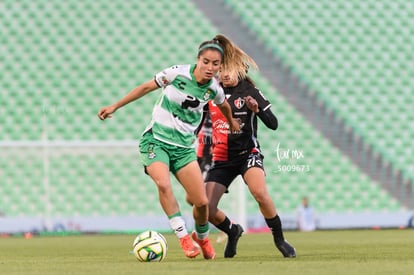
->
<box><xmin>209</xmin><ymin>79</ymin><xmax>277</xmax><ymax>161</ymax></box>
<box><xmin>196</xmin><ymin>110</ymin><xmax>212</xmax><ymax>158</ymax></box>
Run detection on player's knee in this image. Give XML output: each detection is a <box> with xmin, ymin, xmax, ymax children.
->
<box><xmin>192</xmin><ymin>197</ymin><xmax>209</xmax><ymax>208</ymax></box>
<box><xmin>252</xmin><ymin>191</ymin><xmax>271</xmax><ymax>205</ymax></box>
<box><xmin>185</xmin><ymin>195</ymin><xmax>193</xmax><ymax>206</ymax></box>
<box><xmin>155</xmin><ymin>180</ymin><xmax>173</xmax><ymax>194</ymax></box>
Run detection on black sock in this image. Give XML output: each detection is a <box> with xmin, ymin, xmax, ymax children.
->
<box><xmin>265</xmin><ymin>215</ymin><xmax>285</xmax><ymax>246</ymax></box>
<box><xmin>216</xmin><ymin>217</ymin><xmax>238</xmax><ymax>236</ymax></box>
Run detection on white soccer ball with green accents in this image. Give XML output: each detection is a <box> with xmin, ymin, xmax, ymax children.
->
<box><xmin>132</xmin><ymin>230</ymin><xmax>168</xmax><ymax>262</ymax></box>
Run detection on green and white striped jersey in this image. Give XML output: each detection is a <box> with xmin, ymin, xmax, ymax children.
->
<box><xmin>145</xmin><ymin>64</ymin><xmax>225</xmax><ymax>148</ymax></box>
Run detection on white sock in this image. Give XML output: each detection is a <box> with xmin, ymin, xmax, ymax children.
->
<box><xmin>196</xmin><ymin>231</ymin><xmax>209</xmax><ymax>240</ymax></box>
<box><xmin>169</xmin><ymin>216</ymin><xmax>188</xmax><ymax>239</ymax></box>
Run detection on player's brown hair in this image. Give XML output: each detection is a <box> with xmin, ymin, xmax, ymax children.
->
<box><xmin>198</xmin><ymin>34</ymin><xmax>258</xmax><ymax>81</ymax></box>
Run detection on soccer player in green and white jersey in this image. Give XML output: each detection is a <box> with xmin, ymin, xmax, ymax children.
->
<box><xmin>98</xmin><ymin>35</ymin><xmax>241</xmax><ymax>260</ymax></box>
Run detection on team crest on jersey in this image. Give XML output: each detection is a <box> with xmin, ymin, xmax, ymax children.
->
<box><xmin>234</xmin><ymin>97</ymin><xmax>245</xmax><ymax>109</ymax></box>
<box><xmin>204</xmin><ymin>90</ymin><xmax>211</xmax><ymax>101</ymax></box>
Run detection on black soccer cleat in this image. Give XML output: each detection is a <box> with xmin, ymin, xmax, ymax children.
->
<box><xmin>224</xmin><ymin>224</ymin><xmax>244</xmax><ymax>258</ymax></box>
<box><xmin>276</xmin><ymin>240</ymin><xmax>296</xmax><ymax>258</ymax></box>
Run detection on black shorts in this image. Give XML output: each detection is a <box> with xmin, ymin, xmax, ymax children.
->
<box><xmin>205</xmin><ymin>152</ymin><xmax>265</xmax><ymax>189</ymax></box>
<box><xmin>197</xmin><ymin>155</ymin><xmax>212</xmax><ymax>174</ymax></box>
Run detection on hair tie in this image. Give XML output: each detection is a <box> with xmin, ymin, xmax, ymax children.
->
<box><xmin>198</xmin><ymin>43</ymin><xmax>224</xmax><ymax>55</ymax></box>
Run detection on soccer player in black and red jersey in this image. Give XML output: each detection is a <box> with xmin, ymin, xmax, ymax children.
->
<box><xmin>196</xmin><ymin>110</ymin><xmax>213</xmax><ymax>178</ymax></box>
<box><xmin>205</xmin><ymin>58</ymin><xmax>296</xmax><ymax>258</ymax></box>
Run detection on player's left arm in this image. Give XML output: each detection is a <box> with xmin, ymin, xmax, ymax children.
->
<box><xmin>256</xmin><ymin>104</ymin><xmax>278</xmax><ymax>130</ymax></box>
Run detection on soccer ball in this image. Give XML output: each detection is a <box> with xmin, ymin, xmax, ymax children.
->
<box><xmin>132</xmin><ymin>230</ymin><xmax>168</xmax><ymax>262</ymax></box>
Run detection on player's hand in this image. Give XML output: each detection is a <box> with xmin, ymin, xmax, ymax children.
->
<box><xmin>98</xmin><ymin>105</ymin><xmax>117</xmax><ymax>120</ymax></box>
<box><xmin>245</xmin><ymin>96</ymin><xmax>259</xmax><ymax>113</ymax></box>
<box><xmin>229</xmin><ymin>118</ymin><xmax>242</xmax><ymax>133</ymax></box>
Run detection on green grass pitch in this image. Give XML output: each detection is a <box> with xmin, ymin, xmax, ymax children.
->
<box><xmin>1</xmin><ymin>229</ymin><xmax>413</xmax><ymax>275</ymax></box>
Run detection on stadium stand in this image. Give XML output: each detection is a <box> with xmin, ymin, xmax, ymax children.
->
<box><xmin>0</xmin><ymin>0</ymin><xmax>406</xmax><ymax>218</ymax></box>
<box><xmin>224</xmin><ymin>0</ymin><xmax>414</xmax><ymax>189</ymax></box>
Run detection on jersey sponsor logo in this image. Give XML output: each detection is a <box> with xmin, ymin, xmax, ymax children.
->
<box><xmin>212</xmin><ymin>119</ymin><xmax>229</xmax><ymax>133</ymax></box>
<box><xmin>176</xmin><ymin>79</ymin><xmax>186</xmax><ymax>90</ymax></box>
<box><xmin>181</xmin><ymin>95</ymin><xmax>200</xmax><ymax>109</ymax></box>
<box><xmin>212</xmin><ymin>119</ymin><xmax>244</xmax><ymax>134</ymax></box>
<box><xmin>234</xmin><ymin>97</ymin><xmax>245</xmax><ymax>109</ymax></box>
<box><xmin>234</xmin><ymin>111</ymin><xmax>247</xmax><ymax>115</ymax></box>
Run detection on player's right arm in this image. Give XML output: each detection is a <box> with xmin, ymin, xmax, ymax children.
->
<box><xmin>98</xmin><ymin>79</ymin><xmax>158</xmax><ymax>120</ymax></box>
<box><xmin>217</xmin><ymin>100</ymin><xmax>241</xmax><ymax>133</ymax></box>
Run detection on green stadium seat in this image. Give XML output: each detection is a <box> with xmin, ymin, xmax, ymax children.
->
<box><xmin>1</xmin><ymin>0</ymin><xmax>408</xmax><ymax>218</ymax></box>
<box><xmin>227</xmin><ymin>0</ymin><xmax>414</xmax><ymax>192</ymax></box>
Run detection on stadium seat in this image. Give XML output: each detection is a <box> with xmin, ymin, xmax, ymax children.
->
<box><xmin>225</xmin><ymin>0</ymin><xmax>413</xmax><ymax>204</ymax></box>
<box><xmin>0</xmin><ymin>0</ymin><xmax>408</xmax><ymax>218</ymax></box>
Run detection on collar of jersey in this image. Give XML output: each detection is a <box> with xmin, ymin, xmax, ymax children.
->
<box><xmin>191</xmin><ymin>64</ymin><xmax>213</xmax><ymax>88</ymax></box>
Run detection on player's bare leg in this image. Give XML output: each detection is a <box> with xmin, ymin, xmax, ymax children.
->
<box><xmin>206</xmin><ymin>181</ymin><xmax>244</xmax><ymax>258</ymax></box>
<box><xmin>176</xmin><ymin>161</ymin><xmax>216</xmax><ymax>259</ymax></box>
<box><xmin>147</xmin><ymin>162</ymin><xmax>199</xmax><ymax>258</ymax></box>
<box><xmin>244</xmin><ymin>167</ymin><xmax>296</xmax><ymax>258</ymax></box>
